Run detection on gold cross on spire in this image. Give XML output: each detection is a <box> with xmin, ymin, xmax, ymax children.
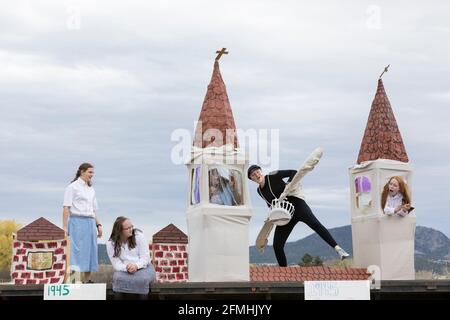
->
<box><xmin>379</xmin><ymin>64</ymin><xmax>390</xmax><ymax>79</ymax></box>
<box><xmin>215</xmin><ymin>48</ymin><xmax>228</xmax><ymax>61</ymax></box>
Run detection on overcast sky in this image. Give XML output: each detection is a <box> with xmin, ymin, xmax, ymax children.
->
<box><xmin>1</xmin><ymin>1</ymin><xmax>449</xmax><ymax>245</ymax></box>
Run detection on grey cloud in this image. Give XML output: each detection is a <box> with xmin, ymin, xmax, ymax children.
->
<box><xmin>1</xmin><ymin>1</ymin><xmax>449</xmax><ymax>241</ymax></box>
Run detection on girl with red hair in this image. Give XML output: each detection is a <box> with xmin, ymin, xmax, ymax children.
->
<box><xmin>381</xmin><ymin>176</ymin><xmax>413</xmax><ymax>217</ymax></box>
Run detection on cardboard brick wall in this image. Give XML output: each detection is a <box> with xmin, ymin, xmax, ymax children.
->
<box><xmin>11</xmin><ymin>217</ymin><xmax>68</xmax><ymax>285</ymax></box>
<box><xmin>11</xmin><ymin>239</ymin><xmax>67</xmax><ymax>285</ymax></box>
<box><xmin>150</xmin><ymin>243</ymin><xmax>188</xmax><ymax>282</ymax></box>
<box><xmin>150</xmin><ymin>224</ymin><xmax>188</xmax><ymax>283</ymax></box>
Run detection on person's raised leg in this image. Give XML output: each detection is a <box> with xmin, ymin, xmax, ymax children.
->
<box><xmin>297</xmin><ymin>200</ymin><xmax>337</xmax><ymax>248</ymax></box>
<box><xmin>297</xmin><ymin>199</ymin><xmax>349</xmax><ymax>259</ymax></box>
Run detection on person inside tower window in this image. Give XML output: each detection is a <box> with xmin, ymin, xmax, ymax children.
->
<box><xmin>381</xmin><ymin>176</ymin><xmax>414</xmax><ymax>217</ymax></box>
<box><xmin>229</xmin><ymin>170</ymin><xmax>243</xmax><ymax>205</ymax></box>
<box><xmin>107</xmin><ymin>217</ymin><xmax>156</xmax><ymax>298</ymax></box>
<box><xmin>248</xmin><ymin>148</ymin><xmax>350</xmax><ymax>267</ymax></box>
<box><xmin>209</xmin><ymin>167</ymin><xmax>243</xmax><ymax>206</ymax></box>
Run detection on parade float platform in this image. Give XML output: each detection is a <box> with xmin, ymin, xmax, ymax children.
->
<box><xmin>1</xmin><ymin>280</ymin><xmax>450</xmax><ymax>300</ymax></box>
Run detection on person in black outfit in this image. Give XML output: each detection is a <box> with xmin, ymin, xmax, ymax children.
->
<box><xmin>248</xmin><ymin>165</ymin><xmax>349</xmax><ymax>266</ymax></box>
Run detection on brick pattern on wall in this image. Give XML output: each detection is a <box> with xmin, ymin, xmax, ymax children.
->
<box><xmin>150</xmin><ymin>243</ymin><xmax>188</xmax><ymax>282</ymax></box>
<box><xmin>11</xmin><ymin>239</ymin><xmax>67</xmax><ymax>285</ymax></box>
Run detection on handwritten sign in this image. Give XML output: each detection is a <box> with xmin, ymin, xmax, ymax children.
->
<box><xmin>44</xmin><ymin>283</ymin><xmax>106</xmax><ymax>300</ymax></box>
<box><xmin>304</xmin><ymin>280</ymin><xmax>370</xmax><ymax>300</ymax></box>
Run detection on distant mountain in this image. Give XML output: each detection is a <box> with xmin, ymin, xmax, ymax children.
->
<box><xmin>98</xmin><ymin>225</ymin><xmax>450</xmax><ymax>273</ymax></box>
<box><xmin>249</xmin><ymin>225</ymin><xmax>450</xmax><ymax>273</ymax></box>
<box><xmin>414</xmin><ymin>226</ymin><xmax>450</xmax><ymax>260</ymax></box>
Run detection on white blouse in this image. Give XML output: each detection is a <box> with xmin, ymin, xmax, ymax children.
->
<box><xmin>106</xmin><ymin>231</ymin><xmax>150</xmax><ymax>272</ymax></box>
<box><xmin>384</xmin><ymin>193</ymin><xmax>408</xmax><ymax>217</ymax></box>
<box><xmin>63</xmin><ymin>177</ymin><xmax>98</xmax><ymax>218</ymax></box>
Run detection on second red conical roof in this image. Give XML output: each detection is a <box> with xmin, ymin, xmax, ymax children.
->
<box><xmin>357</xmin><ymin>79</ymin><xmax>409</xmax><ymax>164</ymax></box>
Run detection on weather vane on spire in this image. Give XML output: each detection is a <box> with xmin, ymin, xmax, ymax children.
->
<box><xmin>215</xmin><ymin>48</ymin><xmax>228</xmax><ymax>61</ymax></box>
<box><xmin>379</xmin><ymin>64</ymin><xmax>390</xmax><ymax>79</ymax></box>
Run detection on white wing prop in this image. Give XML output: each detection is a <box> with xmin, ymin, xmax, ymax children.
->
<box><xmin>279</xmin><ymin>147</ymin><xmax>324</xmax><ymax>201</ymax></box>
<box><xmin>256</xmin><ymin>219</ymin><xmax>274</xmax><ymax>252</ymax></box>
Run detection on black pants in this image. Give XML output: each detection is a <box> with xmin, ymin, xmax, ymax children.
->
<box><xmin>273</xmin><ymin>197</ymin><xmax>338</xmax><ymax>267</ymax></box>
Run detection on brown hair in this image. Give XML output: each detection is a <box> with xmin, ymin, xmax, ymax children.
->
<box><xmin>109</xmin><ymin>216</ymin><xmax>141</xmax><ymax>258</ymax></box>
<box><xmin>381</xmin><ymin>176</ymin><xmax>412</xmax><ymax>210</ymax></box>
<box><xmin>71</xmin><ymin>163</ymin><xmax>94</xmax><ymax>187</ymax></box>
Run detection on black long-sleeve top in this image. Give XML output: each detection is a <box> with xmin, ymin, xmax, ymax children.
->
<box><xmin>257</xmin><ymin>170</ymin><xmax>297</xmax><ymax>207</ymax></box>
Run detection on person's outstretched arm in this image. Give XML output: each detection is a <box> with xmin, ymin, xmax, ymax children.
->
<box><xmin>271</xmin><ymin>170</ymin><xmax>297</xmax><ymax>182</ymax></box>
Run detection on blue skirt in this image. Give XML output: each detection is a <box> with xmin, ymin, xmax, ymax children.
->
<box><xmin>112</xmin><ymin>265</ymin><xmax>156</xmax><ymax>295</ymax></box>
<box><xmin>68</xmin><ymin>216</ymin><xmax>98</xmax><ymax>272</ymax></box>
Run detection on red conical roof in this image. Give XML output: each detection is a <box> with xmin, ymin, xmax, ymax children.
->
<box><xmin>193</xmin><ymin>61</ymin><xmax>239</xmax><ymax>148</ymax></box>
<box><xmin>152</xmin><ymin>223</ymin><xmax>188</xmax><ymax>244</ymax></box>
<box><xmin>357</xmin><ymin>79</ymin><xmax>409</xmax><ymax>164</ymax></box>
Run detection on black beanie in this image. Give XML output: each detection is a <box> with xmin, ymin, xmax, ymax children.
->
<box><xmin>247</xmin><ymin>165</ymin><xmax>261</xmax><ymax>179</ymax></box>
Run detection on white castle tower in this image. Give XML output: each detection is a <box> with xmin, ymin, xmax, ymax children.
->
<box><xmin>186</xmin><ymin>53</ymin><xmax>252</xmax><ymax>282</ymax></box>
<box><xmin>349</xmin><ymin>78</ymin><xmax>416</xmax><ymax>280</ymax></box>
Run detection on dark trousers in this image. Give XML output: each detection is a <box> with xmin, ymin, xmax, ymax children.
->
<box><xmin>273</xmin><ymin>197</ymin><xmax>338</xmax><ymax>267</ymax></box>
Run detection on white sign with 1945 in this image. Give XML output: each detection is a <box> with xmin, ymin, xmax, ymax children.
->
<box><xmin>44</xmin><ymin>283</ymin><xmax>106</xmax><ymax>300</ymax></box>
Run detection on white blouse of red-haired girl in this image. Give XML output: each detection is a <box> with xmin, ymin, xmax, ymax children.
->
<box><xmin>382</xmin><ymin>176</ymin><xmax>412</xmax><ymax>217</ymax></box>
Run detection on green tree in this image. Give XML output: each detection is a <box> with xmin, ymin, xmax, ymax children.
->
<box><xmin>312</xmin><ymin>256</ymin><xmax>323</xmax><ymax>266</ymax></box>
<box><xmin>0</xmin><ymin>220</ymin><xmax>21</xmax><ymax>270</ymax></box>
<box><xmin>298</xmin><ymin>253</ymin><xmax>323</xmax><ymax>267</ymax></box>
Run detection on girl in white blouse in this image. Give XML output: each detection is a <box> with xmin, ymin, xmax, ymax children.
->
<box><xmin>63</xmin><ymin>163</ymin><xmax>102</xmax><ymax>283</ymax></box>
<box><xmin>381</xmin><ymin>176</ymin><xmax>413</xmax><ymax>217</ymax></box>
<box><xmin>107</xmin><ymin>217</ymin><xmax>156</xmax><ymax>296</ymax></box>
